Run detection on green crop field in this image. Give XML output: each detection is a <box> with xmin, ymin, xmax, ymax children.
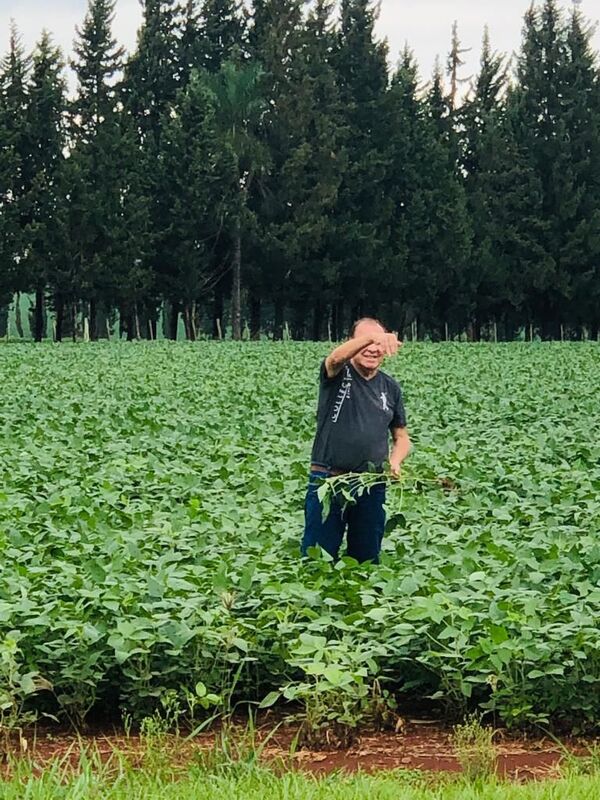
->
<box><xmin>1</xmin><ymin>342</ymin><xmax>599</xmax><ymax>740</ymax></box>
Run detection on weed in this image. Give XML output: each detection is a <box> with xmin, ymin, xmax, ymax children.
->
<box><xmin>451</xmin><ymin>713</ymin><xmax>497</xmax><ymax>782</ymax></box>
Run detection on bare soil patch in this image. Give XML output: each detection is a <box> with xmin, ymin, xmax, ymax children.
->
<box><xmin>5</xmin><ymin>720</ymin><xmax>595</xmax><ymax>782</ymax></box>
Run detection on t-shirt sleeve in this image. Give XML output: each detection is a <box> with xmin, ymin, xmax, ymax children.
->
<box><xmin>319</xmin><ymin>358</ymin><xmax>339</xmax><ymax>385</ymax></box>
<box><xmin>390</xmin><ymin>384</ymin><xmax>407</xmax><ymax>429</ymax></box>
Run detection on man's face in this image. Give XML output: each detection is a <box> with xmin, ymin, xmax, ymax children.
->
<box><xmin>352</xmin><ymin>322</ymin><xmax>386</xmax><ymax>372</ymax></box>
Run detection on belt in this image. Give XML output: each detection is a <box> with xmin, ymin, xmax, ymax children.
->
<box><xmin>310</xmin><ymin>464</ymin><xmax>347</xmax><ymax>476</ymax></box>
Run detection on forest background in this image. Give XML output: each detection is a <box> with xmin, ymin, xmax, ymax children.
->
<box><xmin>1</xmin><ymin>0</ymin><xmax>600</xmax><ymax>343</ymax></box>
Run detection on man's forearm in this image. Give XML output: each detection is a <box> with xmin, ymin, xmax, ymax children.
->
<box><xmin>390</xmin><ymin>430</ymin><xmax>411</xmax><ymax>468</ymax></box>
<box><xmin>325</xmin><ymin>335</ymin><xmax>376</xmax><ymax>376</ymax></box>
<box><xmin>390</xmin><ymin>438</ymin><xmax>411</xmax><ymax>464</ymax></box>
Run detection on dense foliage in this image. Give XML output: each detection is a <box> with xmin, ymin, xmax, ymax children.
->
<box><xmin>1</xmin><ymin>0</ymin><xmax>600</xmax><ymax>341</ymax></box>
<box><xmin>0</xmin><ymin>342</ymin><xmax>599</xmax><ymax>733</ymax></box>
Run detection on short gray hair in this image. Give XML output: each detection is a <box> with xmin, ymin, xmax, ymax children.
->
<box><xmin>349</xmin><ymin>317</ymin><xmax>386</xmax><ymax>338</ymax></box>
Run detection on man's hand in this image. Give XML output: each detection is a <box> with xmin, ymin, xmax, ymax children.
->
<box><xmin>369</xmin><ymin>332</ymin><xmax>401</xmax><ymax>357</ymax></box>
<box><xmin>389</xmin><ymin>459</ymin><xmax>402</xmax><ymax>480</ymax></box>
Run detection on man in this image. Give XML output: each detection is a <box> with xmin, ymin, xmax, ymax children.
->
<box><xmin>301</xmin><ymin>318</ymin><xmax>411</xmax><ymax>564</ymax></box>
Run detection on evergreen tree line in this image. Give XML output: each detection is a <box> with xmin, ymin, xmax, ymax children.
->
<box><xmin>1</xmin><ymin>0</ymin><xmax>599</xmax><ymax>342</ymax></box>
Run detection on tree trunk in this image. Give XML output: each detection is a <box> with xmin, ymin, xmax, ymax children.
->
<box><xmin>332</xmin><ymin>301</ymin><xmax>344</xmax><ymax>341</ymax></box>
<box><xmin>139</xmin><ymin>304</ymin><xmax>157</xmax><ymax>341</ymax></box>
<box><xmin>312</xmin><ymin>299</ymin><xmax>323</xmax><ymax>341</ymax></box>
<box><xmin>193</xmin><ymin>303</ymin><xmax>202</xmax><ymax>339</ymax></box>
<box><xmin>72</xmin><ymin>302</ymin><xmax>77</xmax><ymax>343</ymax></box>
<box><xmin>350</xmin><ymin>302</ymin><xmax>364</xmax><ymax>330</ymax></box>
<box><xmin>134</xmin><ymin>304</ymin><xmax>141</xmax><ymax>340</ymax></box>
<box><xmin>291</xmin><ymin>303</ymin><xmax>307</xmax><ymax>341</ymax></box>
<box><xmin>231</xmin><ymin>218</ymin><xmax>242</xmax><ymax>341</ymax></box>
<box><xmin>273</xmin><ymin>299</ymin><xmax>284</xmax><ymax>341</ymax></box>
<box><xmin>167</xmin><ymin>301</ymin><xmax>180</xmax><ymax>341</ymax></box>
<box><xmin>191</xmin><ymin>302</ymin><xmax>197</xmax><ymax>340</ymax></box>
<box><xmin>96</xmin><ymin>303</ymin><xmax>109</xmax><ymax>340</ymax></box>
<box><xmin>467</xmin><ymin>320</ymin><xmax>481</xmax><ymax>342</ymax></box>
<box><xmin>183</xmin><ymin>303</ymin><xmax>196</xmax><ymax>341</ymax></box>
<box><xmin>0</xmin><ymin>304</ymin><xmax>8</xmax><ymax>338</ymax></box>
<box><xmin>126</xmin><ymin>310</ymin><xmax>135</xmax><ymax>341</ymax></box>
<box><xmin>89</xmin><ymin>298</ymin><xmax>98</xmax><ymax>342</ymax></box>
<box><xmin>249</xmin><ymin>294</ymin><xmax>261</xmax><ymax>340</ymax></box>
<box><xmin>14</xmin><ymin>293</ymin><xmax>24</xmax><ymax>338</ymax></box>
<box><xmin>34</xmin><ymin>287</ymin><xmax>45</xmax><ymax>343</ymax></box>
<box><xmin>541</xmin><ymin>318</ymin><xmax>559</xmax><ymax>341</ymax></box>
<box><xmin>136</xmin><ymin>305</ymin><xmax>147</xmax><ymax>340</ymax></box>
<box><xmin>55</xmin><ymin>296</ymin><xmax>64</xmax><ymax>342</ymax></box>
<box><xmin>212</xmin><ymin>286</ymin><xmax>224</xmax><ymax>339</ymax></box>
<box><xmin>118</xmin><ymin>304</ymin><xmax>126</xmax><ymax>339</ymax></box>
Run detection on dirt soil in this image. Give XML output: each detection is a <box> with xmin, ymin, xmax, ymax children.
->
<box><xmin>262</xmin><ymin>721</ymin><xmax>590</xmax><ymax>781</ymax></box>
<box><xmin>6</xmin><ymin>720</ymin><xmax>596</xmax><ymax>782</ymax></box>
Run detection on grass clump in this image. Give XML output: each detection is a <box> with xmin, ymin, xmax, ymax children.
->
<box><xmin>451</xmin><ymin>713</ymin><xmax>497</xmax><ymax>781</ymax></box>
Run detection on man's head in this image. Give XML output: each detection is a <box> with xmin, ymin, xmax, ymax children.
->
<box><xmin>350</xmin><ymin>317</ymin><xmax>387</xmax><ymax>373</ymax></box>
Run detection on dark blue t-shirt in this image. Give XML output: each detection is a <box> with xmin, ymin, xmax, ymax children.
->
<box><xmin>310</xmin><ymin>360</ymin><xmax>407</xmax><ymax>472</ymax></box>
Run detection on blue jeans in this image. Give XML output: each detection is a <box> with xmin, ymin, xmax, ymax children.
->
<box><xmin>301</xmin><ymin>471</ymin><xmax>386</xmax><ymax>564</ymax></box>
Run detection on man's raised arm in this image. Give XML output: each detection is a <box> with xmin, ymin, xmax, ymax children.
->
<box><xmin>324</xmin><ymin>332</ymin><xmax>400</xmax><ymax>378</ymax></box>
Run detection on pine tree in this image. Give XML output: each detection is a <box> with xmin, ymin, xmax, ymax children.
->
<box><xmin>112</xmin><ymin>111</ymin><xmax>153</xmax><ymax>339</ymax></box>
<box><xmin>159</xmin><ymin>72</ymin><xmax>236</xmax><ymax>339</ymax></box>
<box><xmin>124</xmin><ymin>0</ymin><xmax>179</xmax><ymax>148</ymax></box>
<box><xmin>461</xmin><ymin>29</ymin><xmax>510</xmax><ymax>336</ymax></box>
<box><xmin>466</xmin><ymin>98</ymin><xmax>550</xmax><ymax>338</ymax></box>
<box><xmin>513</xmin><ymin>0</ymin><xmax>566</xmax><ymax>336</ymax></box>
<box><xmin>177</xmin><ymin>0</ymin><xmax>247</xmax><ymax>338</ymax></box>
<box><xmin>247</xmin><ymin>0</ymin><xmax>346</xmax><ymax>339</ymax></box>
<box><xmin>203</xmin><ymin>61</ymin><xmax>266</xmax><ymax>340</ymax></box>
<box><xmin>446</xmin><ymin>21</ymin><xmax>471</xmax><ymax>114</ymax></box>
<box><xmin>123</xmin><ymin>0</ymin><xmax>182</xmax><ymax>337</ymax></box>
<box><xmin>428</xmin><ymin>59</ymin><xmax>450</xmax><ymax>143</ymax></box>
<box><xmin>379</xmin><ymin>48</ymin><xmax>416</xmax><ymax>333</ymax></box>
<box><xmin>72</xmin><ymin>0</ymin><xmax>124</xmax><ymax>142</ymax></box>
<box><xmin>201</xmin><ymin>0</ymin><xmax>247</xmax><ymax>72</ymax></box>
<box><xmin>69</xmin><ymin>0</ymin><xmax>145</xmax><ymax>340</ymax></box>
<box><xmin>0</xmin><ymin>89</ymin><xmax>16</xmax><ymax>327</ymax></box>
<box><xmin>511</xmin><ymin>0</ymin><xmax>600</xmax><ymax>337</ymax></box>
<box><xmin>331</xmin><ymin>0</ymin><xmax>391</xmax><ymax>323</ymax></box>
<box><xmin>179</xmin><ymin>0</ymin><xmax>202</xmax><ymax>85</ymax></box>
<box><xmin>560</xmin><ymin>6</ymin><xmax>600</xmax><ymax>336</ymax></box>
<box><xmin>22</xmin><ymin>31</ymin><xmax>68</xmax><ymax>341</ymax></box>
<box><xmin>180</xmin><ymin>0</ymin><xmax>246</xmax><ymax>84</ymax></box>
<box><xmin>285</xmin><ymin>0</ymin><xmax>347</xmax><ymax>340</ymax></box>
<box><xmin>387</xmin><ymin>49</ymin><xmax>471</xmax><ymax>338</ymax></box>
<box><xmin>246</xmin><ymin>0</ymin><xmax>305</xmax><ymax>338</ymax></box>
<box><xmin>0</xmin><ymin>67</ymin><xmax>17</xmax><ymax>322</ymax></box>
<box><xmin>0</xmin><ymin>22</ymin><xmax>31</xmax><ymax>314</ymax></box>
<box><xmin>432</xmin><ymin>22</ymin><xmax>469</xmax><ymax>172</ymax></box>
<box><xmin>461</xmin><ymin>27</ymin><xmax>507</xmax><ymax>176</ymax></box>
